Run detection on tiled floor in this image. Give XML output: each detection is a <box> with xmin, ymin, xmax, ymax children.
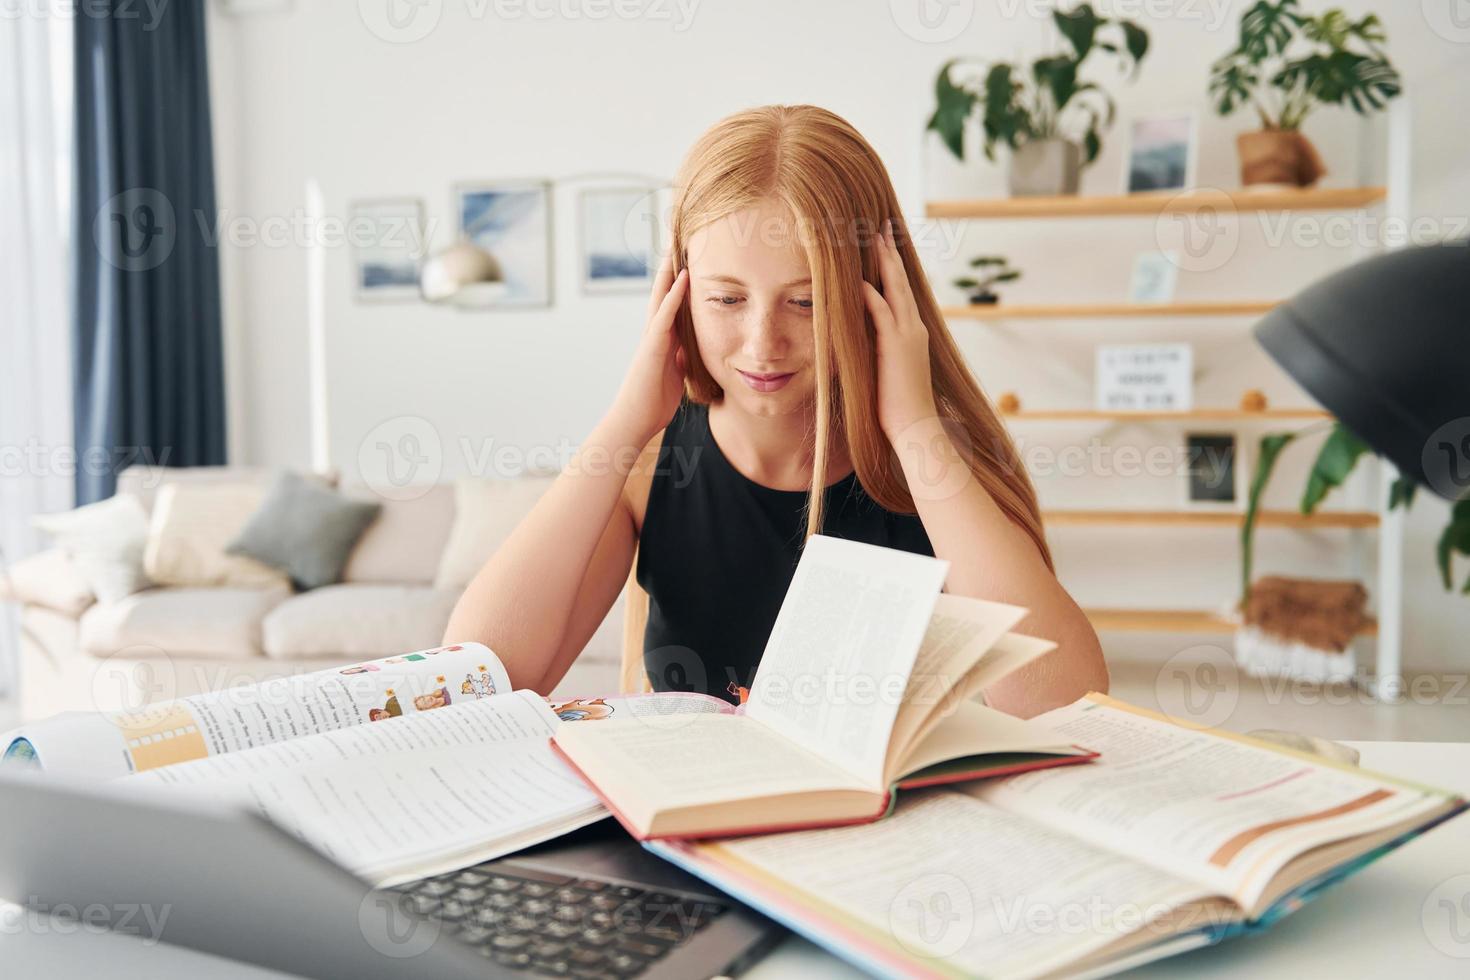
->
<box><xmin>1108</xmin><ymin>658</ymin><xmax>1470</xmax><ymax>743</ymax></box>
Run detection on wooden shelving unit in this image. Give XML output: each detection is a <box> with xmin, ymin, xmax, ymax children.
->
<box><xmin>1084</xmin><ymin>608</ymin><xmax>1379</xmax><ymax>636</ymax></box>
<box><xmin>926</xmin><ymin>185</ymin><xmax>1386</xmax><ymax>220</ymax></box>
<box><xmin>1045</xmin><ymin>509</ymin><xmax>1378</xmax><ymax>529</ymax></box>
<box><xmin>1003</xmin><ymin>408</ymin><xmax>1331</xmax><ymax>423</ymax></box>
<box><xmin>925</xmin><ymin>164</ymin><xmax>1407</xmax><ymax>692</ymax></box>
<box><xmin>942</xmin><ymin>301</ymin><xmax>1278</xmax><ymax>321</ymax></box>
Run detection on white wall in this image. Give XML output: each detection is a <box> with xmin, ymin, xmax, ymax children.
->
<box><xmin>207</xmin><ymin>0</ymin><xmax>1470</xmax><ymax>672</ymax></box>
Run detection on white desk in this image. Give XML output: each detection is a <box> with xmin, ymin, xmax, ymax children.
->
<box><xmin>4</xmin><ymin>741</ymin><xmax>1468</xmax><ymax>979</ymax></box>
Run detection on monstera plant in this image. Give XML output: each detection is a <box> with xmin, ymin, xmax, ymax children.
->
<box><xmin>1210</xmin><ymin>1</ymin><xmax>1401</xmax><ymax>186</ymax></box>
<box><xmin>928</xmin><ymin>2</ymin><xmax>1148</xmax><ymax>196</ymax></box>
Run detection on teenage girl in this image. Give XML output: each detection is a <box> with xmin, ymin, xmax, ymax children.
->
<box><xmin>445</xmin><ymin>105</ymin><xmax>1106</xmax><ymax>718</ymax></box>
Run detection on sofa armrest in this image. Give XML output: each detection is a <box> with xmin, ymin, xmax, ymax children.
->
<box><xmin>0</xmin><ymin>548</ymin><xmax>95</xmax><ymax>618</ymax></box>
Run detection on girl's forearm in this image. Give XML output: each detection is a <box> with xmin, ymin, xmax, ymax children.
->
<box><xmin>442</xmin><ymin>410</ymin><xmax>649</xmax><ymax>689</ymax></box>
<box><xmin>891</xmin><ymin>419</ymin><xmax>1108</xmax><ymax>717</ymax></box>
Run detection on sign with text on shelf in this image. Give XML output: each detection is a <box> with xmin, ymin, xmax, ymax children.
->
<box><xmin>1095</xmin><ymin>344</ymin><xmax>1193</xmax><ymax>412</ymax></box>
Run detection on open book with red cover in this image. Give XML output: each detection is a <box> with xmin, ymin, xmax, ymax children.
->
<box><xmin>552</xmin><ymin>535</ymin><xmax>1095</xmax><ymax>840</ymax></box>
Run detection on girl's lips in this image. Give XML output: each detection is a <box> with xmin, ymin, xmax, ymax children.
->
<box><xmin>737</xmin><ymin>370</ymin><xmax>795</xmax><ymax>393</ymax></box>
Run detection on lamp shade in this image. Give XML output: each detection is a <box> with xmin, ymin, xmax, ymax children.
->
<box><xmin>1253</xmin><ymin>241</ymin><xmax>1470</xmax><ymax>501</ymax></box>
<box><xmin>419</xmin><ymin>239</ymin><xmax>507</xmax><ymax>307</ymax></box>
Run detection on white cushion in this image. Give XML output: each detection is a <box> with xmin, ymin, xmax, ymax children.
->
<box><xmin>143</xmin><ymin>483</ymin><xmax>292</xmax><ymax>589</ymax></box>
<box><xmin>340</xmin><ymin>484</ymin><xmax>456</xmax><ymax>584</ymax></box>
<box><xmin>262</xmin><ymin>584</ymin><xmax>460</xmax><ymax>661</ymax></box>
<box><xmin>0</xmin><ymin>548</ymin><xmax>95</xmax><ymax>617</ymax></box>
<box><xmin>433</xmin><ymin>477</ymin><xmax>554</xmax><ymax>589</ymax></box>
<box><xmin>32</xmin><ymin>494</ymin><xmax>152</xmax><ymax>603</ymax></box>
<box><xmin>78</xmin><ymin>586</ymin><xmax>290</xmax><ymax>661</ymax></box>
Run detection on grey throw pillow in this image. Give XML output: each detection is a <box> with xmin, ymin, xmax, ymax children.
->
<box><xmin>226</xmin><ymin>471</ymin><xmax>381</xmax><ymax>590</ymax></box>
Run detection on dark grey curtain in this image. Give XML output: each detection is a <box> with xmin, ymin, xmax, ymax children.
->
<box><xmin>73</xmin><ymin>0</ymin><xmax>225</xmax><ymax>504</ymax></box>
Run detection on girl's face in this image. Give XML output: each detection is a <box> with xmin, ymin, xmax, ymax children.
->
<box><xmin>685</xmin><ymin>199</ymin><xmax>817</xmax><ymax>418</ymax></box>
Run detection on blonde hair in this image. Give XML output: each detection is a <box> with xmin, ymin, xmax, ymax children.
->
<box><xmin>669</xmin><ymin>104</ymin><xmax>1052</xmax><ymax>570</ymax></box>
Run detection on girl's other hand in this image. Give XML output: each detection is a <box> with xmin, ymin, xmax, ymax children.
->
<box><xmin>609</xmin><ymin>250</ymin><xmax>690</xmax><ymax>442</ymax></box>
<box><xmin>862</xmin><ymin>219</ymin><xmax>938</xmax><ymax>441</ymax></box>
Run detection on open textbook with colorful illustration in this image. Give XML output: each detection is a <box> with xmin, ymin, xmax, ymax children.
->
<box><xmin>0</xmin><ymin>643</ymin><xmax>728</xmax><ymax>885</ymax></box>
<box><xmin>650</xmin><ymin>694</ymin><xmax>1468</xmax><ymax>980</ymax></box>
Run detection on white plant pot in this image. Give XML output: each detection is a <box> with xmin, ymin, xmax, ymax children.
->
<box><xmin>1008</xmin><ymin>139</ymin><xmax>1082</xmax><ymax>197</ymax></box>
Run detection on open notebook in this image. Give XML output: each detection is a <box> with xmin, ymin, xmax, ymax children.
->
<box><xmin>553</xmin><ymin>535</ymin><xmax>1094</xmax><ymax>839</ymax></box>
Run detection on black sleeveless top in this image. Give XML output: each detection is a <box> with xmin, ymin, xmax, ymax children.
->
<box><xmin>637</xmin><ymin>401</ymin><xmax>934</xmax><ymax>704</ymax></box>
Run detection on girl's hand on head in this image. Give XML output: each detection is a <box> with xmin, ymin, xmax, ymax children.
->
<box><xmin>609</xmin><ymin>250</ymin><xmax>690</xmax><ymax>443</ymax></box>
<box><xmin>862</xmin><ymin>219</ymin><xmax>939</xmax><ymax>442</ymax></box>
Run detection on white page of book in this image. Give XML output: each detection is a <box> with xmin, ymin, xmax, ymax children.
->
<box><xmin>134</xmin><ymin>688</ymin><xmax>558</xmax><ymax>784</ymax></box>
<box><xmin>970</xmin><ymin>697</ymin><xmax>1446</xmax><ymax>909</ymax></box>
<box><xmin>743</xmin><ymin>535</ymin><xmax>949</xmax><ymax>787</ymax></box>
<box><xmin>710</xmin><ymin>790</ymin><xmax>1209</xmax><ymax>980</ymax></box>
<box><xmin>4</xmin><ymin>643</ymin><xmax>512</xmax><ymax>778</ymax></box>
<box><xmin>130</xmin><ymin>690</ymin><xmax>603</xmax><ymax>883</ymax></box>
<box><xmin>555</xmin><ymin>713</ymin><xmax>869</xmax><ymax>813</ymax></box>
<box><xmin>883</xmin><ymin>595</ymin><xmax>1029</xmax><ymax>775</ymax></box>
<box><xmin>176</xmin><ymin>642</ymin><xmax>512</xmax><ymax>755</ymax></box>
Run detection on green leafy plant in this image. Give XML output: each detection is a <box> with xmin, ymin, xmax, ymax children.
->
<box><xmin>928</xmin><ymin>2</ymin><xmax>1149</xmax><ymax>165</ymax></box>
<box><xmin>953</xmin><ymin>256</ymin><xmax>1021</xmax><ymax>301</ymax></box>
<box><xmin>1210</xmin><ymin>1</ymin><xmax>1401</xmax><ymax>131</ymax></box>
<box><xmin>1241</xmin><ymin>421</ymin><xmax>1470</xmax><ymax>603</ymax></box>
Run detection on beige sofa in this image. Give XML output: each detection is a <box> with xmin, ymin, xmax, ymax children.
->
<box><xmin>4</xmin><ymin>466</ymin><xmax>624</xmax><ymax>721</ymax></box>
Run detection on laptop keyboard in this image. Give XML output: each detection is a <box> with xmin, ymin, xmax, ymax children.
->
<box><xmin>395</xmin><ymin>861</ymin><xmax>728</xmax><ymax>977</ymax></box>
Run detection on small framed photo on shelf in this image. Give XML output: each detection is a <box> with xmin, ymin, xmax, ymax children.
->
<box><xmin>1183</xmin><ymin>432</ymin><xmax>1243</xmax><ymax>508</ymax></box>
<box><xmin>579</xmin><ymin>187</ymin><xmax>660</xmax><ymax>294</ymax></box>
<box><xmin>1128</xmin><ymin>250</ymin><xmax>1180</xmax><ymax>305</ymax></box>
<box><xmin>1122</xmin><ymin>111</ymin><xmax>1198</xmax><ymax>194</ymax></box>
<box><xmin>455</xmin><ymin>179</ymin><xmax>554</xmax><ymax>308</ymax></box>
<box><xmin>1095</xmin><ymin>343</ymin><xmax>1193</xmax><ymax>412</ymax></box>
<box><xmin>350</xmin><ymin>198</ymin><xmax>426</xmax><ymax>303</ymax></box>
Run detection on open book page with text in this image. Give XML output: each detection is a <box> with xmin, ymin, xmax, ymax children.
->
<box><xmin>967</xmin><ymin>695</ymin><xmax>1455</xmax><ymax>912</ymax></box>
<box><xmin>552</xmin><ymin>713</ymin><xmax>877</xmax><ymax>838</ymax></box>
<box><xmin>695</xmin><ymin>789</ymin><xmax>1215</xmax><ymax>980</ymax></box>
<box><xmin>742</xmin><ymin>535</ymin><xmax>949</xmax><ymax>788</ymax></box>
<box><xmin>881</xmin><ymin>592</ymin><xmax>1028</xmax><ymax>777</ymax></box>
<box><xmin>3</xmin><ymin>642</ymin><xmax>511</xmax><ymax>779</ymax></box>
<box><xmin>896</xmin><ymin>699</ymin><xmax>1090</xmax><ymax>783</ymax></box>
<box><xmin>130</xmin><ymin>690</ymin><xmax>606</xmax><ymax>885</ymax></box>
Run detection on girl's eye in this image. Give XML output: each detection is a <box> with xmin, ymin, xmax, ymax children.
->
<box><xmin>790</xmin><ymin>298</ymin><xmax>814</xmax><ymax>310</ymax></box>
<box><xmin>706</xmin><ymin>295</ymin><xmax>743</xmax><ymax>306</ymax></box>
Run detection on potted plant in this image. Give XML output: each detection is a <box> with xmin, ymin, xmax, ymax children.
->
<box><xmin>928</xmin><ymin>2</ymin><xmax>1148</xmax><ymax>197</ymax></box>
<box><xmin>1241</xmin><ymin>421</ymin><xmax>1470</xmax><ymax>606</ymax></box>
<box><xmin>1209</xmin><ymin>1</ymin><xmax>1401</xmax><ymax>187</ymax></box>
<box><xmin>953</xmin><ymin>256</ymin><xmax>1021</xmax><ymax>305</ymax></box>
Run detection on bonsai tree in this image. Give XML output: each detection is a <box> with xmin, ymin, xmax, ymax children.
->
<box><xmin>1241</xmin><ymin>422</ymin><xmax>1470</xmax><ymax>604</ymax></box>
<box><xmin>928</xmin><ymin>2</ymin><xmax>1149</xmax><ymax>166</ymax></box>
<box><xmin>953</xmin><ymin>256</ymin><xmax>1021</xmax><ymax>304</ymax></box>
<box><xmin>1210</xmin><ymin>1</ymin><xmax>1401</xmax><ymax>132</ymax></box>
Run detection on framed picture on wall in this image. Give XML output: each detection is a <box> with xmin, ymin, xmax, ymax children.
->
<box><xmin>1183</xmin><ymin>432</ymin><xmax>1243</xmax><ymax>508</ymax></box>
<box><xmin>455</xmin><ymin>180</ymin><xmax>554</xmax><ymax>308</ymax></box>
<box><xmin>1122</xmin><ymin>111</ymin><xmax>1198</xmax><ymax>194</ymax></box>
<box><xmin>579</xmin><ymin>187</ymin><xmax>659</xmax><ymax>294</ymax></box>
<box><xmin>349</xmin><ymin>198</ymin><xmax>426</xmax><ymax>302</ymax></box>
<box><xmin>1128</xmin><ymin>250</ymin><xmax>1180</xmax><ymax>305</ymax></box>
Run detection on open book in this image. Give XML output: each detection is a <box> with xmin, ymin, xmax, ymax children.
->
<box><xmin>552</xmin><ymin>535</ymin><xmax>1094</xmax><ymax>840</ymax></box>
<box><xmin>650</xmin><ymin>695</ymin><xmax>1468</xmax><ymax>980</ymax></box>
<box><xmin>1</xmin><ymin>643</ymin><xmax>727</xmax><ymax>885</ymax></box>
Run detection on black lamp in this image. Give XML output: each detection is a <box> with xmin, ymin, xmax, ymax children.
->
<box><xmin>1253</xmin><ymin>240</ymin><xmax>1470</xmax><ymax>501</ymax></box>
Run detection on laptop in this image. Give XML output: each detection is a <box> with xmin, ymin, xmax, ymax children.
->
<box><xmin>0</xmin><ymin>772</ymin><xmax>786</xmax><ymax>979</ymax></box>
